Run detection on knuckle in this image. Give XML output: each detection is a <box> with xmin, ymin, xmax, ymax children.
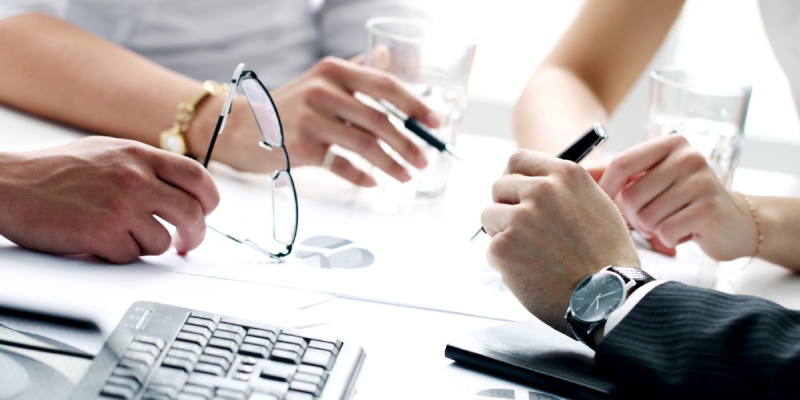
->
<box><xmin>314</xmin><ymin>56</ymin><xmax>341</xmax><ymax>77</ymax></box>
<box><xmin>373</xmin><ymin>74</ymin><xmax>399</xmax><ymax>96</ymax></box>
<box><xmin>636</xmin><ymin>209</ymin><xmax>658</xmax><ymax>232</ymax></box>
<box><xmin>367</xmin><ymin>109</ymin><xmax>391</xmax><ymax>131</ymax></box>
<box><xmin>355</xmin><ymin>135</ymin><xmax>378</xmax><ymax>155</ymax></box>
<box><xmin>507</xmin><ymin>149</ymin><xmax>533</xmax><ymax>173</ymax></box>
<box><xmin>113</xmin><ymin>166</ymin><xmax>147</xmax><ymax>191</ymax></box>
<box><xmin>665</xmin><ymin>133</ymin><xmax>691</xmax><ymax>148</ymax></box>
<box><xmin>303</xmin><ymin>82</ymin><xmax>331</xmax><ymax>107</ymax></box>
<box><xmin>559</xmin><ymin>161</ymin><xmax>586</xmax><ymax>180</ymax></box>
<box><xmin>680</xmin><ymin>149</ymin><xmax>709</xmax><ymax>171</ymax></box>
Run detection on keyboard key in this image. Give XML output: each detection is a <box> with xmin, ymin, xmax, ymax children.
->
<box><xmin>248</xmin><ymin>380</ymin><xmax>289</xmax><ymax>398</ymax></box>
<box><xmin>243</xmin><ymin>336</ymin><xmax>273</xmax><ymax>349</ymax></box>
<box><xmin>181</xmin><ymin>324</ymin><xmax>212</xmax><ymax>340</ymax></box>
<box><xmin>119</xmin><ymin>358</ymin><xmax>150</xmax><ymax>382</ymax></box>
<box><xmin>208</xmin><ymin>338</ymin><xmax>238</xmax><ymax>353</ymax></box>
<box><xmin>171</xmin><ymin>341</ymin><xmax>203</xmax><ymax>357</ymax></box>
<box><xmin>106</xmin><ymin>375</ymin><xmax>141</xmax><ymax>393</ymax></box>
<box><xmin>284</xmin><ymin>390</ymin><xmax>314</xmax><ymax>400</ymax></box>
<box><xmin>182</xmin><ymin>384</ymin><xmax>214</xmax><ymax>399</ymax></box>
<box><xmin>177</xmin><ymin>332</ymin><xmax>209</xmax><ymax>348</ymax></box>
<box><xmin>301</xmin><ymin>348</ymin><xmax>335</xmax><ymax>370</ymax></box>
<box><xmin>289</xmin><ymin>380</ymin><xmax>321</xmax><ymax>397</ymax></box>
<box><xmin>270</xmin><ymin>349</ymin><xmax>301</xmax><ymax>364</ymax></box>
<box><xmin>203</xmin><ymin>347</ymin><xmax>235</xmax><ymax>364</ymax></box>
<box><xmin>238</xmin><ymin>343</ymin><xmax>270</xmax><ymax>359</ymax></box>
<box><xmin>221</xmin><ymin>317</ymin><xmax>278</xmax><ymax>333</ymax></box>
<box><xmin>240</xmin><ymin>356</ymin><xmax>257</xmax><ymax>366</ymax></box>
<box><xmin>199</xmin><ymin>354</ymin><xmax>230</xmax><ymax>371</ymax></box>
<box><xmin>237</xmin><ymin>365</ymin><xmax>253</xmax><ymax>374</ymax></box>
<box><xmin>293</xmin><ymin>372</ymin><xmax>323</xmax><ymax>387</ymax></box>
<box><xmin>150</xmin><ymin>366</ymin><xmax>188</xmax><ymax>391</ymax></box>
<box><xmin>193</xmin><ymin>362</ymin><xmax>225</xmax><ymax>376</ymax></box>
<box><xmin>162</xmin><ymin>356</ymin><xmax>194</xmax><ymax>373</ymax></box>
<box><xmin>136</xmin><ymin>335</ymin><xmax>167</xmax><ymax>350</ymax></box>
<box><xmin>273</xmin><ymin>342</ymin><xmax>304</xmax><ymax>356</ymax></box>
<box><xmin>233</xmin><ymin>373</ymin><xmax>249</xmax><ymax>381</ymax></box>
<box><xmin>276</xmin><ymin>334</ymin><xmax>307</xmax><ymax>351</ymax></box>
<box><xmin>122</xmin><ymin>349</ymin><xmax>158</xmax><ymax>368</ymax></box>
<box><xmin>216</xmin><ymin>323</ymin><xmax>247</xmax><ymax>338</ymax></box>
<box><xmin>186</xmin><ymin>316</ymin><xmax>217</xmax><ymax>332</ymax></box>
<box><xmin>247</xmin><ymin>329</ymin><xmax>277</xmax><ymax>343</ymax></box>
<box><xmin>167</xmin><ymin>349</ymin><xmax>200</xmax><ymax>365</ymax></box>
<box><xmin>282</xmin><ymin>328</ymin><xmax>342</xmax><ymax>349</ymax></box>
<box><xmin>215</xmin><ymin>387</ymin><xmax>247</xmax><ymax>400</ymax></box>
<box><xmin>188</xmin><ymin>373</ymin><xmax>248</xmax><ymax>392</ymax></box>
<box><xmin>190</xmin><ymin>311</ymin><xmax>221</xmax><ymax>325</ymax></box>
<box><xmin>259</xmin><ymin>360</ymin><xmax>297</xmax><ymax>382</ymax></box>
<box><xmin>178</xmin><ymin>393</ymin><xmax>206</xmax><ymax>400</ymax></box>
<box><xmin>112</xmin><ymin>366</ymin><xmax>139</xmax><ymax>381</ymax></box>
<box><xmin>142</xmin><ymin>390</ymin><xmax>171</xmax><ymax>400</ymax></box>
<box><xmin>127</xmin><ymin>341</ymin><xmax>162</xmax><ymax>358</ymax></box>
<box><xmin>248</xmin><ymin>392</ymin><xmax>279</xmax><ymax>400</ymax></box>
<box><xmin>101</xmin><ymin>383</ymin><xmax>138</xmax><ymax>400</ymax></box>
<box><xmin>308</xmin><ymin>340</ymin><xmax>339</xmax><ymax>356</ymax></box>
<box><xmin>212</xmin><ymin>330</ymin><xmax>244</xmax><ymax>345</ymax></box>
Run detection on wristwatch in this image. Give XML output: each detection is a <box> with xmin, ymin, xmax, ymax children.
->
<box><xmin>160</xmin><ymin>80</ymin><xmax>226</xmax><ymax>156</ymax></box>
<box><xmin>565</xmin><ymin>266</ymin><xmax>655</xmax><ymax>349</ymax></box>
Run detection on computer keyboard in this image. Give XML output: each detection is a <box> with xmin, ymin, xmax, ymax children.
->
<box><xmin>69</xmin><ymin>302</ymin><xmax>365</xmax><ymax>400</ymax></box>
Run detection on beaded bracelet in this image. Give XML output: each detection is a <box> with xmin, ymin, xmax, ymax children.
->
<box><xmin>736</xmin><ymin>192</ymin><xmax>763</xmax><ymax>261</ymax></box>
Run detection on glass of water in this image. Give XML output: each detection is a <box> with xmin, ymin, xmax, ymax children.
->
<box><xmin>648</xmin><ymin>68</ymin><xmax>752</xmax><ymax>188</ymax></box>
<box><xmin>365</xmin><ymin>17</ymin><xmax>476</xmax><ymax>198</ymax></box>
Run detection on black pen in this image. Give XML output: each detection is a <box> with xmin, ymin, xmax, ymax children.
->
<box><xmin>470</xmin><ymin>123</ymin><xmax>608</xmax><ymax>243</ymax></box>
<box><xmin>371</xmin><ymin>97</ymin><xmax>461</xmax><ymax>160</ymax></box>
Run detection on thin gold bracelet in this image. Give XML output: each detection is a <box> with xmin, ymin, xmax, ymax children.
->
<box><xmin>736</xmin><ymin>192</ymin><xmax>763</xmax><ymax>261</ymax></box>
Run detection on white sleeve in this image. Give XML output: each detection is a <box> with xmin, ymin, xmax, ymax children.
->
<box><xmin>0</xmin><ymin>0</ymin><xmax>68</xmax><ymax>22</ymax></box>
<box><xmin>317</xmin><ymin>0</ymin><xmax>430</xmax><ymax>59</ymax></box>
<box><xmin>603</xmin><ymin>280</ymin><xmax>667</xmax><ymax>336</ymax></box>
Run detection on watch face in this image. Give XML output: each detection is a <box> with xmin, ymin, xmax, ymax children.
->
<box><xmin>570</xmin><ymin>271</ymin><xmax>626</xmax><ymax>323</ymax></box>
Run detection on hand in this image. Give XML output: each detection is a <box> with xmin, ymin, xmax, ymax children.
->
<box><xmin>205</xmin><ymin>56</ymin><xmax>439</xmax><ymax>187</ymax></box>
<box><xmin>481</xmin><ymin>150</ymin><xmax>640</xmax><ymax>335</ymax></box>
<box><xmin>595</xmin><ymin>135</ymin><xmax>758</xmax><ymax>261</ymax></box>
<box><xmin>0</xmin><ymin>137</ymin><xmax>220</xmax><ymax>263</ymax></box>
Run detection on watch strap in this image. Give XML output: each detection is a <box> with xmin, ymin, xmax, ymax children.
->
<box><xmin>607</xmin><ymin>266</ymin><xmax>655</xmax><ymax>286</ymax></box>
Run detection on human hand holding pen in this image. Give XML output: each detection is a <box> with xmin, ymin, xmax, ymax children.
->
<box><xmin>471</xmin><ymin>123</ymin><xmax>608</xmax><ymax>242</ymax></box>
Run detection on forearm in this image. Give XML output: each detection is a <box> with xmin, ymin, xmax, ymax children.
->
<box><xmin>0</xmin><ymin>13</ymin><xmax>220</xmax><ymax>155</ymax></box>
<box><xmin>514</xmin><ymin>66</ymin><xmax>609</xmax><ymax>156</ymax></box>
<box><xmin>752</xmin><ymin>196</ymin><xmax>800</xmax><ymax>270</ymax></box>
<box><xmin>0</xmin><ymin>151</ymin><xmax>25</xmax><ymax>239</ymax></box>
<box><xmin>596</xmin><ymin>281</ymin><xmax>800</xmax><ymax>399</ymax></box>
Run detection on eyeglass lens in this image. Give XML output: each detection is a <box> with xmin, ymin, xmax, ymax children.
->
<box><xmin>241</xmin><ymin>78</ymin><xmax>283</xmax><ymax>147</ymax></box>
<box><xmin>272</xmin><ymin>171</ymin><xmax>297</xmax><ymax>246</ymax></box>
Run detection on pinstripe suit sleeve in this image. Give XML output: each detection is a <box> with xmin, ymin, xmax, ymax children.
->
<box><xmin>594</xmin><ymin>281</ymin><xmax>800</xmax><ymax>399</ymax></box>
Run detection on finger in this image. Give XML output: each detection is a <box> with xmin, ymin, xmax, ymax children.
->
<box><xmin>150</xmin><ymin>183</ymin><xmax>207</xmax><ymax>254</ymax></box>
<box><xmin>653</xmin><ymin>202</ymin><xmax>706</xmax><ymax>248</ymax></box>
<box><xmin>599</xmin><ymin>135</ymin><xmax>688</xmax><ymax>198</ymax></box>
<box><xmin>628</xmin><ymin>174</ymin><xmax>702</xmax><ymax>236</ymax></box>
<box><xmin>306</xmin><ymin>84</ymin><xmax>428</xmax><ymax>169</ymax></box>
<box><xmin>93</xmin><ymin>232</ymin><xmax>141</xmax><ymax>264</ymax></box>
<box><xmin>317</xmin><ymin>57</ymin><xmax>439</xmax><ymax>127</ymax></box>
<box><xmin>480</xmin><ymin>203</ymin><xmax>517</xmax><ymax>236</ymax></box>
<box><xmin>504</xmin><ymin>149</ymin><xmax>567</xmax><ymax>177</ymax></box>
<box><xmin>617</xmin><ymin>155</ymin><xmax>680</xmax><ymax>216</ymax></box>
<box><xmin>584</xmin><ymin>165</ymin><xmax>607</xmax><ymax>183</ymax></box>
<box><xmin>306</xmin><ymin>115</ymin><xmax>413</xmax><ymax>182</ymax></box>
<box><xmin>328</xmin><ymin>154</ymin><xmax>378</xmax><ymax>187</ymax></box>
<box><xmin>648</xmin><ymin>236</ymin><xmax>677</xmax><ymax>257</ymax></box>
<box><xmin>491</xmin><ymin>174</ymin><xmax>529</xmax><ymax>205</ymax></box>
<box><xmin>148</xmin><ymin>149</ymin><xmax>221</xmax><ymax>216</ymax></box>
<box><xmin>348</xmin><ymin>54</ymin><xmax>365</xmax><ymax>65</ymax></box>
<box><xmin>129</xmin><ymin>215</ymin><xmax>172</xmax><ymax>256</ymax></box>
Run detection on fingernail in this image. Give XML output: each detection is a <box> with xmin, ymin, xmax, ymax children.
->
<box><xmin>426</xmin><ymin>112</ymin><xmax>440</xmax><ymax>127</ymax></box>
<box><xmin>399</xmin><ymin>170</ymin><xmax>412</xmax><ymax>182</ymax></box>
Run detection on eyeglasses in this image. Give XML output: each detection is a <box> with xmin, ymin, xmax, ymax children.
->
<box><xmin>202</xmin><ymin>63</ymin><xmax>298</xmax><ymax>259</ymax></box>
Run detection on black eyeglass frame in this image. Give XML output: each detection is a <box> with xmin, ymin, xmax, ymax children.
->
<box><xmin>201</xmin><ymin>63</ymin><xmax>298</xmax><ymax>259</ymax></box>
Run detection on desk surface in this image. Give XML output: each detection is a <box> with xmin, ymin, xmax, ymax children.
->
<box><xmin>2</xmin><ymin>103</ymin><xmax>800</xmax><ymax>400</ymax></box>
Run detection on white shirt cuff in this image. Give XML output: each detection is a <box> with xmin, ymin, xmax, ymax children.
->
<box><xmin>603</xmin><ymin>280</ymin><xmax>666</xmax><ymax>337</ymax></box>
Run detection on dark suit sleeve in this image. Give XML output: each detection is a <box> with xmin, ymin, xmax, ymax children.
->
<box><xmin>595</xmin><ymin>281</ymin><xmax>800</xmax><ymax>400</ymax></box>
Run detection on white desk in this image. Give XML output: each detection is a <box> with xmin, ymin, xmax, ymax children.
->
<box><xmin>2</xmin><ymin>103</ymin><xmax>800</xmax><ymax>400</ymax></box>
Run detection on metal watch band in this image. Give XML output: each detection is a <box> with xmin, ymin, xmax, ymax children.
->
<box><xmin>607</xmin><ymin>266</ymin><xmax>655</xmax><ymax>286</ymax></box>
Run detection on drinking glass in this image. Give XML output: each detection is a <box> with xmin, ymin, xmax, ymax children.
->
<box><xmin>365</xmin><ymin>17</ymin><xmax>476</xmax><ymax>198</ymax></box>
<box><xmin>648</xmin><ymin>68</ymin><xmax>752</xmax><ymax>188</ymax></box>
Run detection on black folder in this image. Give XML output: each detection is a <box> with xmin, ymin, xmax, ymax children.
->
<box><xmin>445</xmin><ymin>319</ymin><xmax>670</xmax><ymax>400</ymax></box>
